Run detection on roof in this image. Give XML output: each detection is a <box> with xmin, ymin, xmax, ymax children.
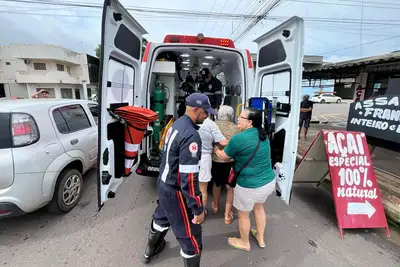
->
<box><xmin>304</xmin><ymin>51</ymin><xmax>400</xmax><ymax>73</ymax></box>
<box><xmin>0</xmin><ymin>99</ymin><xmax>96</xmax><ymax>110</ymax></box>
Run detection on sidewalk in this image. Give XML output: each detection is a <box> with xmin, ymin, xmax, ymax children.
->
<box><xmin>297</xmin><ymin>126</ymin><xmax>400</xmax><ymax>226</ymax></box>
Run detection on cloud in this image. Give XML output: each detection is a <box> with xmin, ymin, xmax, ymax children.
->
<box><xmin>0</xmin><ymin>0</ymin><xmax>399</xmax><ymax>62</ymax></box>
<box><xmin>324</xmin><ymin>55</ymin><xmax>355</xmax><ymax>63</ymax></box>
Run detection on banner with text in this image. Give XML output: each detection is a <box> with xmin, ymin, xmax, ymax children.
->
<box><xmin>323</xmin><ymin>130</ymin><xmax>390</xmax><ymax>238</ymax></box>
<box><xmin>347</xmin><ymin>96</ymin><xmax>400</xmax><ymax>144</ymax></box>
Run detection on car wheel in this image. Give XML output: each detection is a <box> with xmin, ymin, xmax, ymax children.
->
<box><xmin>48</xmin><ymin>169</ymin><xmax>83</xmax><ymax>213</ymax></box>
<box><xmin>336</xmin><ymin>99</ymin><xmax>341</xmax><ymax>103</ymax></box>
<box><xmin>320</xmin><ymin>99</ymin><xmax>326</xmax><ymax>103</ymax></box>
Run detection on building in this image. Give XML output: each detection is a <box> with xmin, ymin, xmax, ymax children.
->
<box><xmin>0</xmin><ymin>44</ymin><xmax>99</xmax><ymax>100</ymax></box>
<box><xmin>303</xmin><ymin>51</ymin><xmax>400</xmax><ymax>100</ymax></box>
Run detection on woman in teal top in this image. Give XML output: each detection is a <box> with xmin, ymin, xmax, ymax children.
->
<box><xmin>215</xmin><ymin>108</ymin><xmax>276</xmax><ymax>251</ymax></box>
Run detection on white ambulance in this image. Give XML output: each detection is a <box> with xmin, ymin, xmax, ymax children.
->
<box><xmin>97</xmin><ymin>0</ymin><xmax>304</xmax><ymax>209</ymax></box>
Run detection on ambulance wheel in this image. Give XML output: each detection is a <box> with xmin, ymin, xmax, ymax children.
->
<box><xmin>48</xmin><ymin>169</ymin><xmax>83</xmax><ymax>213</ymax></box>
<box><xmin>320</xmin><ymin>99</ymin><xmax>326</xmax><ymax>103</ymax></box>
<box><xmin>336</xmin><ymin>99</ymin><xmax>341</xmax><ymax>103</ymax></box>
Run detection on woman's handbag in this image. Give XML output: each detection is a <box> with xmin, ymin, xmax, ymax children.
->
<box><xmin>227</xmin><ymin>138</ymin><xmax>261</xmax><ymax>187</ymax></box>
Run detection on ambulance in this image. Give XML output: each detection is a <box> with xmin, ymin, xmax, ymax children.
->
<box><xmin>97</xmin><ymin>0</ymin><xmax>304</xmax><ymax>209</ymax></box>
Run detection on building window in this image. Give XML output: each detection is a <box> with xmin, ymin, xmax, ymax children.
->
<box><xmin>57</xmin><ymin>64</ymin><xmax>65</xmax><ymax>71</ymax></box>
<box><xmin>0</xmin><ymin>84</ymin><xmax>5</xmax><ymax>98</ymax></box>
<box><xmin>61</xmin><ymin>88</ymin><xmax>73</xmax><ymax>99</ymax></box>
<box><xmin>5</xmin><ymin>62</ymin><xmax>11</xmax><ymax>66</ymax></box>
<box><xmin>75</xmin><ymin>89</ymin><xmax>81</xmax><ymax>99</ymax></box>
<box><xmin>33</xmin><ymin>63</ymin><xmax>46</xmax><ymax>70</ymax></box>
<box><xmin>66</xmin><ymin>66</ymin><xmax>71</xmax><ymax>74</ymax></box>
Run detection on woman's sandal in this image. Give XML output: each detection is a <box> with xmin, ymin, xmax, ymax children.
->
<box><xmin>211</xmin><ymin>201</ymin><xmax>219</xmax><ymax>214</ymax></box>
<box><xmin>224</xmin><ymin>212</ymin><xmax>234</xmax><ymax>225</ymax></box>
<box><xmin>250</xmin><ymin>229</ymin><xmax>266</xmax><ymax>248</ymax></box>
<box><xmin>227</xmin><ymin>237</ymin><xmax>250</xmax><ymax>252</ymax></box>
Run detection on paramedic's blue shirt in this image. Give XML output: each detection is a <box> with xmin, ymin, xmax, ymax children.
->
<box><xmin>158</xmin><ymin>115</ymin><xmax>204</xmax><ymax>215</ymax></box>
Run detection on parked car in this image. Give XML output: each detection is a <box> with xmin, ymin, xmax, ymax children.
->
<box><xmin>0</xmin><ymin>99</ymin><xmax>98</xmax><ymax>218</ymax></box>
<box><xmin>311</xmin><ymin>94</ymin><xmax>342</xmax><ymax>103</ymax></box>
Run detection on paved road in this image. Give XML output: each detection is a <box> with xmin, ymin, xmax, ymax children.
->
<box><xmin>311</xmin><ymin>103</ymin><xmax>400</xmax><ymax>175</ymax></box>
<box><xmin>0</xmin><ymin>169</ymin><xmax>399</xmax><ymax>267</ymax></box>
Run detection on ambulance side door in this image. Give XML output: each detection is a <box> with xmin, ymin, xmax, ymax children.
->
<box><xmin>253</xmin><ymin>16</ymin><xmax>304</xmax><ymax>205</ymax></box>
<box><xmin>97</xmin><ymin>0</ymin><xmax>147</xmax><ymax>208</ymax></box>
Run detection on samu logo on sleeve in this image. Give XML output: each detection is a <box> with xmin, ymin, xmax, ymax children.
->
<box><xmin>189</xmin><ymin>142</ymin><xmax>198</xmax><ymax>158</ymax></box>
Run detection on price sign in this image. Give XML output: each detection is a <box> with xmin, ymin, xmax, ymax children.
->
<box><xmin>323</xmin><ymin>130</ymin><xmax>390</xmax><ymax>238</ymax></box>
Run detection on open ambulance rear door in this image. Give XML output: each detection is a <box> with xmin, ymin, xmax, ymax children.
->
<box><xmin>97</xmin><ymin>0</ymin><xmax>147</xmax><ymax>209</ymax></box>
<box><xmin>253</xmin><ymin>16</ymin><xmax>304</xmax><ymax>205</ymax></box>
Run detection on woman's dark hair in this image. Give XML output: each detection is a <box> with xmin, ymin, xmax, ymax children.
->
<box><xmin>246</xmin><ymin>108</ymin><xmax>267</xmax><ymax>141</ymax></box>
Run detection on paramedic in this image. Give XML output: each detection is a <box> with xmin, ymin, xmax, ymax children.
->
<box><xmin>298</xmin><ymin>94</ymin><xmax>313</xmax><ymax>141</ymax></box>
<box><xmin>142</xmin><ymin>93</ymin><xmax>215</xmax><ymax>267</ymax></box>
<box><xmin>198</xmin><ymin>68</ymin><xmax>223</xmax><ymax>110</ymax></box>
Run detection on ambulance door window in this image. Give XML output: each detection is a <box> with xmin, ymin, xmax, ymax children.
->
<box><xmin>260</xmin><ymin>71</ymin><xmax>290</xmax><ymax>104</ymax></box>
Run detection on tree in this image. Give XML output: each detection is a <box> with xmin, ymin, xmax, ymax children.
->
<box><xmin>95</xmin><ymin>37</ymin><xmax>148</xmax><ymax>60</ymax></box>
<box><xmin>95</xmin><ymin>44</ymin><xmax>101</xmax><ymax>59</ymax></box>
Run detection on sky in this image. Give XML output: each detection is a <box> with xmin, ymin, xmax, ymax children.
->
<box><xmin>0</xmin><ymin>0</ymin><xmax>399</xmax><ymax>63</ymax></box>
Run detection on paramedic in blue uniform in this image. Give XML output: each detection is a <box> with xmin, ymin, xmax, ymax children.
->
<box><xmin>142</xmin><ymin>93</ymin><xmax>215</xmax><ymax>267</ymax></box>
<box><xmin>198</xmin><ymin>68</ymin><xmax>223</xmax><ymax>111</ymax></box>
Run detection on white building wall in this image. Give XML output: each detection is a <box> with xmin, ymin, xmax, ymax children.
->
<box><xmin>0</xmin><ymin>44</ymin><xmax>97</xmax><ymax>99</ymax></box>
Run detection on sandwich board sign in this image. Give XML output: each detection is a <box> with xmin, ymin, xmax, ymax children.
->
<box><xmin>294</xmin><ymin>130</ymin><xmax>390</xmax><ymax>238</ymax></box>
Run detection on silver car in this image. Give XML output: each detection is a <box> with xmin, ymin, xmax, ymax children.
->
<box><xmin>0</xmin><ymin>99</ymin><xmax>98</xmax><ymax>218</ymax></box>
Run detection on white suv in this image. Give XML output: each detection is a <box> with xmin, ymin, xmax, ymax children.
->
<box><xmin>0</xmin><ymin>99</ymin><xmax>98</xmax><ymax>218</ymax></box>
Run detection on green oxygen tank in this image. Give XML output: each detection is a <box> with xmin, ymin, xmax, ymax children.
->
<box><xmin>151</xmin><ymin>78</ymin><xmax>166</xmax><ymax>151</ymax></box>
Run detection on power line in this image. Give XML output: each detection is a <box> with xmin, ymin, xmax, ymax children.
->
<box><xmin>289</xmin><ymin>0</ymin><xmax>400</xmax><ymax>10</ymax></box>
<box><xmin>217</xmin><ymin>0</ymin><xmax>244</xmax><ymax>34</ymax></box>
<box><xmin>230</xmin><ymin>0</ymin><xmax>267</xmax><ymax>40</ymax></box>
<box><xmin>320</xmin><ymin>35</ymin><xmax>400</xmax><ymax>55</ymax></box>
<box><xmin>229</xmin><ymin>0</ymin><xmax>263</xmax><ymax>38</ymax></box>
<box><xmin>3</xmin><ymin>6</ymin><xmax>400</xmax><ymax>27</ymax></box>
<box><xmin>202</xmin><ymin>0</ymin><xmax>218</xmax><ymax>32</ymax></box>
<box><xmin>3</xmin><ymin>4</ymin><xmax>400</xmax><ymax>26</ymax></box>
<box><xmin>234</xmin><ymin>0</ymin><xmax>286</xmax><ymax>42</ymax></box>
<box><xmin>210</xmin><ymin>0</ymin><xmax>229</xmax><ymax>35</ymax></box>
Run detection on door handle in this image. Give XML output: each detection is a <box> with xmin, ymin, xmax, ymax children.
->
<box><xmin>70</xmin><ymin>139</ymin><xmax>79</xmax><ymax>145</ymax></box>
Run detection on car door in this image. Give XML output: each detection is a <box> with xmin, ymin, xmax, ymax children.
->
<box><xmin>253</xmin><ymin>16</ymin><xmax>304</xmax><ymax>205</ymax></box>
<box><xmin>51</xmin><ymin>104</ymin><xmax>94</xmax><ymax>169</ymax></box>
<box><xmin>321</xmin><ymin>94</ymin><xmax>330</xmax><ymax>103</ymax></box>
<box><xmin>85</xmin><ymin>103</ymin><xmax>99</xmax><ymax>168</ymax></box>
<box><xmin>97</xmin><ymin>0</ymin><xmax>147</xmax><ymax>208</ymax></box>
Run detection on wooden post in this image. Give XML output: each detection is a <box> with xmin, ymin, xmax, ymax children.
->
<box><xmin>368</xmin><ymin>144</ymin><xmax>376</xmax><ymax>154</ymax></box>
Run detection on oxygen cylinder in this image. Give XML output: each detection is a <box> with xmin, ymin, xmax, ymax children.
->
<box><xmin>151</xmin><ymin>79</ymin><xmax>166</xmax><ymax>150</ymax></box>
<box><xmin>152</xmin><ymin>85</ymin><xmax>166</xmax><ymax>122</ymax></box>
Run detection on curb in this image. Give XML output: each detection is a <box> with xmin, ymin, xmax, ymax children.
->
<box><xmin>310</xmin><ymin>120</ymin><xmax>329</xmax><ymax>124</ymax></box>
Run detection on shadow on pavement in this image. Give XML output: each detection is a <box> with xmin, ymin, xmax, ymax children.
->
<box><xmin>292</xmin><ymin>183</ymin><xmax>400</xmax><ymax>258</ymax></box>
<box><xmin>0</xmin><ymin>168</ymin><xmax>98</xmax><ymax>245</ymax></box>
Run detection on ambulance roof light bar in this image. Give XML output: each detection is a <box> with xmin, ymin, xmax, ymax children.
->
<box><xmin>163</xmin><ymin>33</ymin><xmax>235</xmax><ymax>48</ymax></box>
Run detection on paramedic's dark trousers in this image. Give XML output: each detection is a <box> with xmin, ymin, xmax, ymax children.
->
<box><xmin>153</xmin><ymin>181</ymin><xmax>202</xmax><ymax>258</ymax></box>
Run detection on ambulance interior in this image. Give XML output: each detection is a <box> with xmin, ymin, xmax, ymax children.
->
<box><xmin>142</xmin><ymin>46</ymin><xmax>246</xmax><ymax>168</ymax></box>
